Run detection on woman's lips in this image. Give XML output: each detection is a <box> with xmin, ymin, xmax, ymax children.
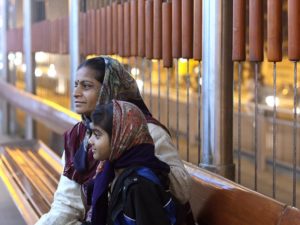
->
<box><xmin>74</xmin><ymin>101</ymin><xmax>86</xmax><ymax>106</ymax></box>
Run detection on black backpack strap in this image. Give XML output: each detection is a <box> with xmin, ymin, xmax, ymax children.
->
<box><xmin>110</xmin><ymin>168</ymin><xmax>139</xmax><ymax>223</ymax></box>
<box><xmin>110</xmin><ymin>167</ymin><xmax>177</xmax><ymax>225</ymax></box>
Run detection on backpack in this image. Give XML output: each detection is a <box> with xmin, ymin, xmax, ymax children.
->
<box><xmin>109</xmin><ymin>167</ymin><xmax>177</xmax><ymax>225</ymax></box>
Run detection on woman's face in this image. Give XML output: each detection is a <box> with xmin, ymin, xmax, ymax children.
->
<box><xmin>89</xmin><ymin>124</ymin><xmax>111</xmax><ymax>161</ymax></box>
<box><xmin>73</xmin><ymin>67</ymin><xmax>101</xmax><ymax>116</ymax></box>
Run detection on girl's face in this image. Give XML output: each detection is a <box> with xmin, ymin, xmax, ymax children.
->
<box><xmin>73</xmin><ymin>67</ymin><xmax>101</xmax><ymax>116</ymax></box>
<box><xmin>88</xmin><ymin>124</ymin><xmax>111</xmax><ymax>161</ymax></box>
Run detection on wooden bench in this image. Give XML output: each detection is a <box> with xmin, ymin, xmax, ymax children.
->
<box><xmin>1</xmin><ymin>82</ymin><xmax>300</xmax><ymax>225</ymax></box>
<box><xmin>184</xmin><ymin>162</ymin><xmax>300</xmax><ymax>225</ymax></box>
<box><xmin>1</xmin><ymin>140</ymin><xmax>300</xmax><ymax>225</ymax></box>
<box><xmin>0</xmin><ymin>140</ymin><xmax>62</xmax><ymax>225</ymax></box>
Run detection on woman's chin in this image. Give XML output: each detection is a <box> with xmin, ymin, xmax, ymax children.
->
<box><xmin>74</xmin><ymin>108</ymin><xmax>88</xmax><ymax>115</ymax></box>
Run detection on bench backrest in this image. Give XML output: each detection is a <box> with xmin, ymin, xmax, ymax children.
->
<box><xmin>184</xmin><ymin>162</ymin><xmax>300</xmax><ymax>225</ymax></box>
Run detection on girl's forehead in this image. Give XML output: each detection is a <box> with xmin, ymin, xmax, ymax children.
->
<box><xmin>90</xmin><ymin>123</ymin><xmax>107</xmax><ymax>134</ymax></box>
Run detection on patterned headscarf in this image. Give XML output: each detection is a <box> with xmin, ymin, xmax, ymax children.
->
<box><xmin>63</xmin><ymin>56</ymin><xmax>169</xmax><ymax>184</ymax></box>
<box><xmin>98</xmin><ymin>56</ymin><xmax>170</xmax><ymax>134</ymax></box>
<box><xmin>109</xmin><ymin>100</ymin><xmax>153</xmax><ymax>160</ymax></box>
<box><xmin>97</xmin><ymin>56</ymin><xmax>152</xmax><ymax>116</ymax></box>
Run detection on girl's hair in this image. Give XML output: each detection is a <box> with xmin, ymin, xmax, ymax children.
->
<box><xmin>91</xmin><ymin>103</ymin><xmax>113</xmax><ymax>138</ymax></box>
<box><xmin>77</xmin><ymin>57</ymin><xmax>106</xmax><ymax>83</ymax></box>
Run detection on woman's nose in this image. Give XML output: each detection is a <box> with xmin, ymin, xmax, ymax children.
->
<box><xmin>73</xmin><ymin>86</ymin><xmax>82</xmax><ymax>98</ymax></box>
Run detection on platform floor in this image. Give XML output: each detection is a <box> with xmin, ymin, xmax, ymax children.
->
<box><xmin>0</xmin><ymin>134</ymin><xmax>26</xmax><ymax>225</ymax></box>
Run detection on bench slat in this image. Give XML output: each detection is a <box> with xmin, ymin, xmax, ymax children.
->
<box><xmin>6</xmin><ymin>148</ymin><xmax>55</xmax><ymax>205</ymax></box>
<box><xmin>2</xmin><ymin>149</ymin><xmax>51</xmax><ymax>216</ymax></box>
<box><xmin>0</xmin><ymin>159</ymin><xmax>39</xmax><ymax>225</ymax></box>
<box><xmin>22</xmin><ymin>149</ymin><xmax>59</xmax><ymax>193</ymax></box>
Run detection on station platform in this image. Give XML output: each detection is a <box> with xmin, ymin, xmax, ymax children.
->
<box><xmin>0</xmin><ymin>134</ymin><xmax>26</xmax><ymax>225</ymax></box>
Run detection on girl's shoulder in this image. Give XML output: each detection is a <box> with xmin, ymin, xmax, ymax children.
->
<box><xmin>108</xmin><ymin>167</ymin><xmax>175</xmax><ymax>225</ymax></box>
<box><xmin>110</xmin><ymin>167</ymin><xmax>170</xmax><ymax>206</ymax></box>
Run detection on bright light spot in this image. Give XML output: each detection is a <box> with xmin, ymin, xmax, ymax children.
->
<box><xmin>47</xmin><ymin>64</ymin><xmax>57</xmax><ymax>78</ymax></box>
<box><xmin>136</xmin><ymin>79</ymin><xmax>144</xmax><ymax>92</ymax></box>
<box><xmin>265</xmin><ymin>96</ymin><xmax>279</xmax><ymax>107</ymax></box>
<box><xmin>293</xmin><ymin>107</ymin><xmax>300</xmax><ymax>115</ymax></box>
<box><xmin>14</xmin><ymin>52</ymin><xmax>22</xmax><ymax>66</ymax></box>
<box><xmin>8</xmin><ymin>53</ymin><xmax>15</xmax><ymax>61</ymax></box>
<box><xmin>35</xmin><ymin>68</ymin><xmax>43</xmax><ymax>77</ymax></box>
<box><xmin>21</xmin><ymin>64</ymin><xmax>26</xmax><ymax>72</ymax></box>
<box><xmin>199</xmin><ymin>77</ymin><xmax>202</xmax><ymax>86</ymax></box>
<box><xmin>0</xmin><ymin>62</ymin><xmax>3</xmax><ymax>70</ymax></box>
<box><xmin>194</xmin><ymin>66</ymin><xmax>200</xmax><ymax>74</ymax></box>
<box><xmin>56</xmin><ymin>78</ymin><xmax>66</xmax><ymax>94</ymax></box>
<box><xmin>179</xmin><ymin>58</ymin><xmax>188</xmax><ymax>63</ymax></box>
<box><xmin>282</xmin><ymin>88</ymin><xmax>289</xmax><ymax>96</ymax></box>
<box><xmin>131</xmin><ymin>67</ymin><xmax>140</xmax><ymax>76</ymax></box>
<box><xmin>14</xmin><ymin>57</ymin><xmax>22</xmax><ymax>66</ymax></box>
<box><xmin>15</xmin><ymin>52</ymin><xmax>22</xmax><ymax>59</ymax></box>
<box><xmin>35</xmin><ymin>52</ymin><xmax>48</xmax><ymax>63</ymax></box>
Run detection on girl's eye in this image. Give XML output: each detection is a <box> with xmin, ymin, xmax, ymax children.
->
<box><xmin>94</xmin><ymin>131</ymin><xmax>102</xmax><ymax>139</ymax></box>
<box><xmin>86</xmin><ymin>129</ymin><xmax>92</xmax><ymax>137</ymax></box>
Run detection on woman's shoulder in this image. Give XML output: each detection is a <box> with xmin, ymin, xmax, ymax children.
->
<box><xmin>147</xmin><ymin>123</ymin><xmax>169</xmax><ymax>139</ymax></box>
<box><xmin>64</xmin><ymin>122</ymin><xmax>85</xmax><ymax>138</ymax></box>
<box><xmin>63</xmin><ymin>122</ymin><xmax>86</xmax><ymax>155</ymax></box>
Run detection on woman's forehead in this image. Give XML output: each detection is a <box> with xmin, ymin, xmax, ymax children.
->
<box><xmin>76</xmin><ymin>67</ymin><xmax>99</xmax><ymax>81</ymax></box>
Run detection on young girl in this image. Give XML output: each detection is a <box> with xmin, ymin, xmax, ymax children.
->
<box><xmin>88</xmin><ymin>100</ymin><xmax>178</xmax><ymax>225</ymax></box>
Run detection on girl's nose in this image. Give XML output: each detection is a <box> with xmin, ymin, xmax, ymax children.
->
<box><xmin>88</xmin><ymin>135</ymin><xmax>94</xmax><ymax>145</ymax></box>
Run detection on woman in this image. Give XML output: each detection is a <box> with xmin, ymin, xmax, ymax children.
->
<box><xmin>87</xmin><ymin>100</ymin><xmax>178</xmax><ymax>225</ymax></box>
<box><xmin>36</xmin><ymin>57</ymin><xmax>191</xmax><ymax>225</ymax></box>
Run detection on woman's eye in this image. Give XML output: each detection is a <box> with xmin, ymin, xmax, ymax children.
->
<box><xmin>83</xmin><ymin>84</ymin><xmax>92</xmax><ymax>89</ymax></box>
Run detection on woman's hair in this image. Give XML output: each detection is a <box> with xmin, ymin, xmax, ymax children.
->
<box><xmin>77</xmin><ymin>57</ymin><xmax>106</xmax><ymax>83</ymax></box>
<box><xmin>91</xmin><ymin>103</ymin><xmax>113</xmax><ymax>138</ymax></box>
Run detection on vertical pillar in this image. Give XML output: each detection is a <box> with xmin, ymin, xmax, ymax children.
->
<box><xmin>7</xmin><ymin>0</ymin><xmax>17</xmax><ymax>136</ymax></box>
<box><xmin>24</xmin><ymin>0</ymin><xmax>36</xmax><ymax>139</ymax></box>
<box><xmin>0</xmin><ymin>0</ymin><xmax>8</xmax><ymax>135</ymax></box>
<box><xmin>69</xmin><ymin>0</ymin><xmax>80</xmax><ymax>111</ymax></box>
<box><xmin>201</xmin><ymin>0</ymin><xmax>235</xmax><ymax>179</ymax></box>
